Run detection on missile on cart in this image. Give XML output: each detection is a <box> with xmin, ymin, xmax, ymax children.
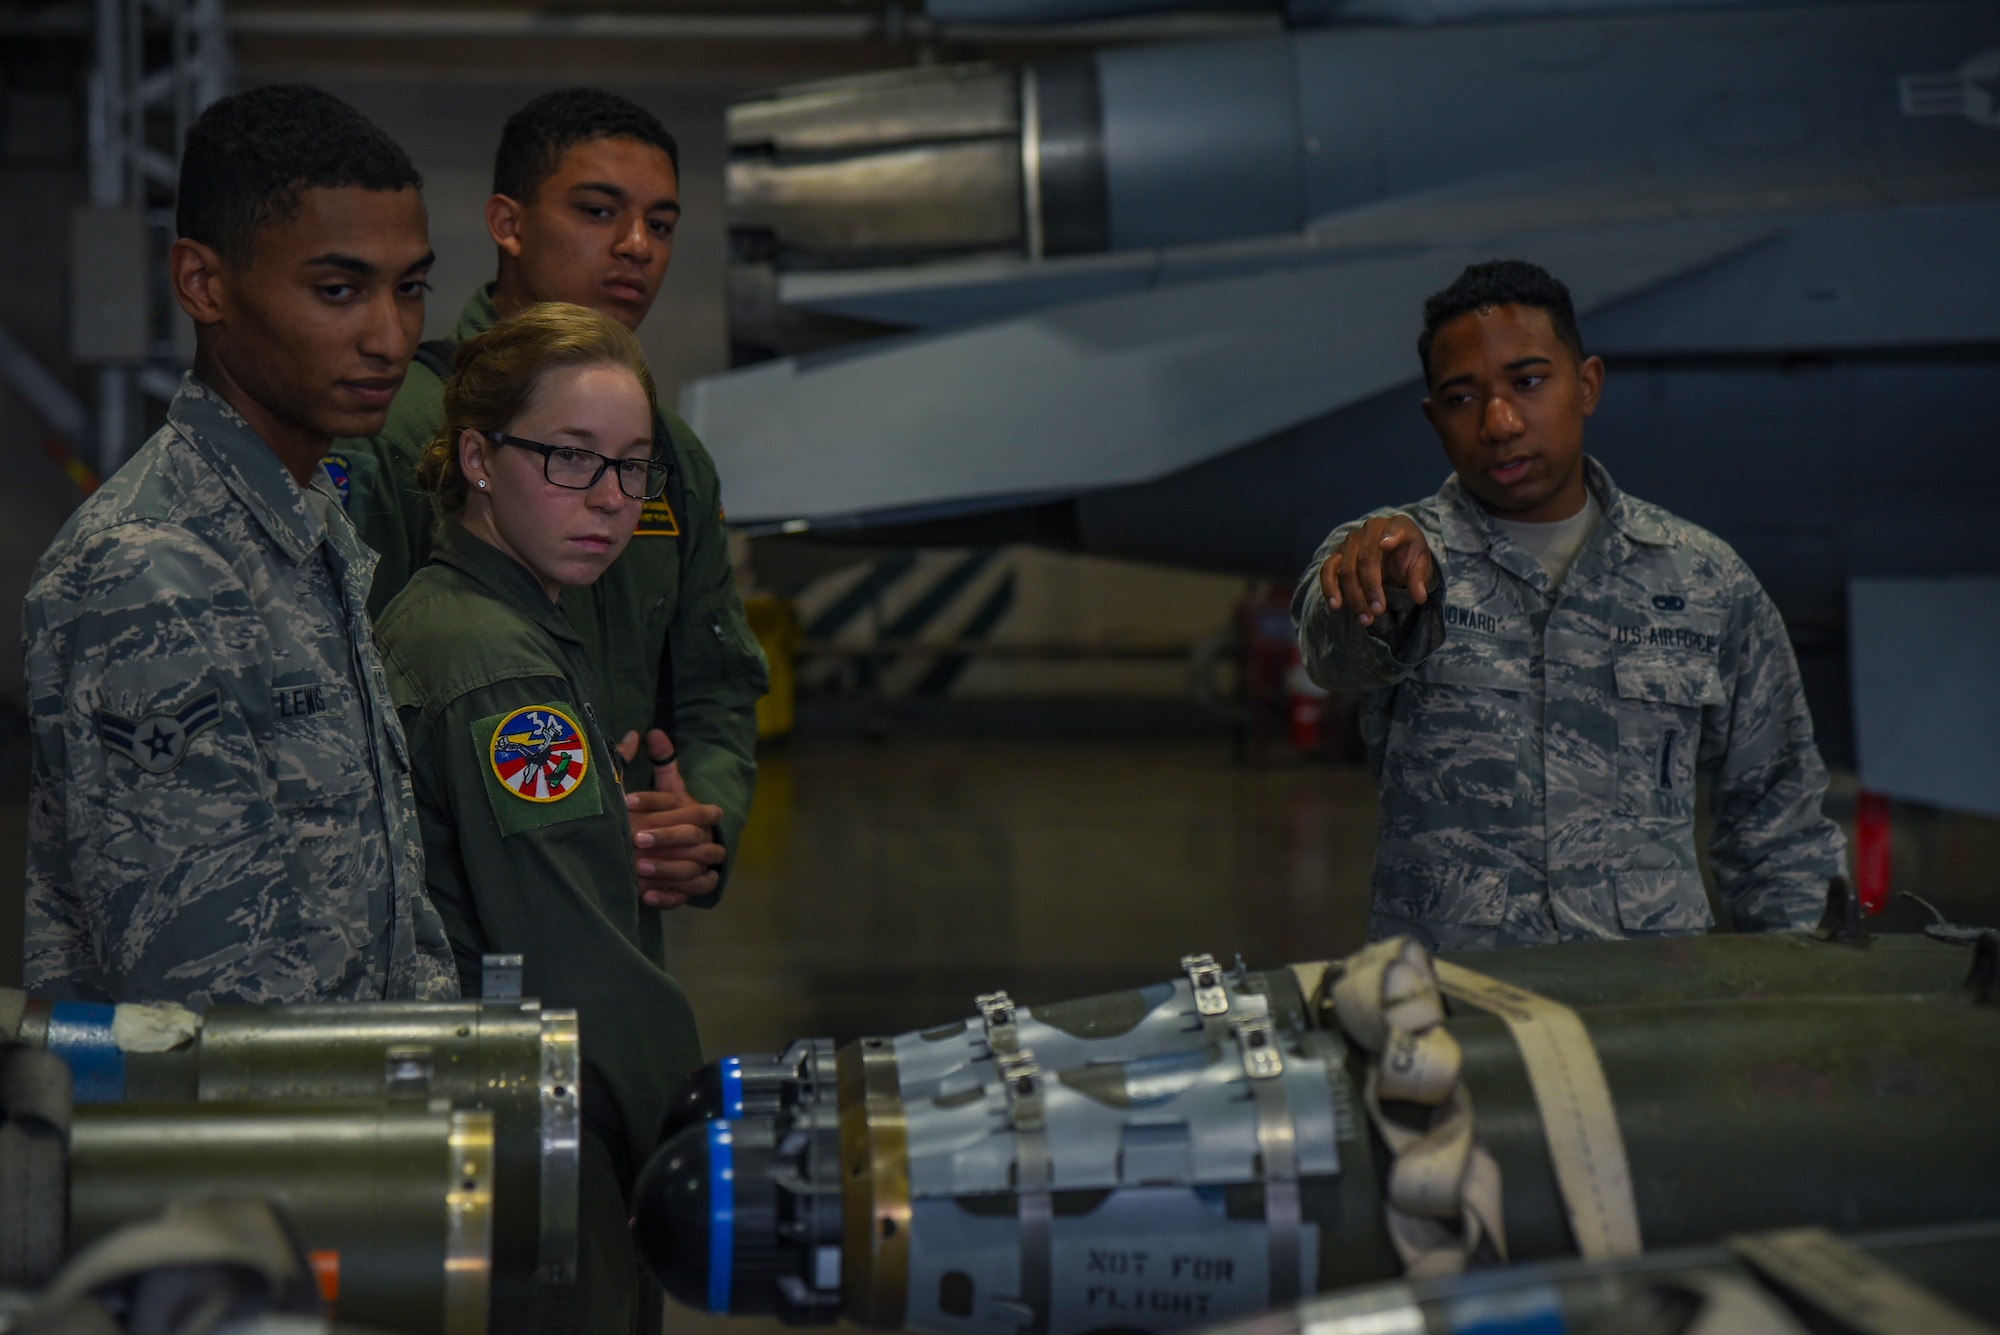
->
<box><xmin>70</xmin><ymin>1103</ymin><xmax>497</xmax><ymax>1335</ymax></box>
<box><xmin>1</xmin><ymin>1044</ymin><xmax>495</xmax><ymax>1335</ymax></box>
<box><xmin>630</xmin><ymin>934</ymin><xmax>2000</xmax><ymax>1335</ymax></box>
<box><xmin>1</xmin><ymin>982</ymin><xmax>578</xmax><ymax>1297</ymax></box>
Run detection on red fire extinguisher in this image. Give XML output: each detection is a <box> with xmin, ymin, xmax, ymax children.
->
<box><xmin>1285</xmin><ymin>648</ymin><xmax>1327</xmax><ymax>753</ymax></box>
<box><xmin>1854</xmin><ymin>789</ymin><xmax>1891</xmax><ymax>915</ymax></box>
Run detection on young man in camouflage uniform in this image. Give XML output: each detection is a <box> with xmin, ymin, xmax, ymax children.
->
<box><xmin>1293</xmin><ymin>260</ymin><xmax>1845</xmax><ymax>950</ymax></box>
<box><xmin>24</xmin><ymin>86</ymin><xmax>457</xmax><ymax>1007</ymax></box>
<box><xmin>333</xmin><ymin>88</ymin><xmax>764</xmax><ymax>916</ymax></box>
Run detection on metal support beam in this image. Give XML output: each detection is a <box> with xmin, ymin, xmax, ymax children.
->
<box><xmin>0</xmin><ymin>323</ymin><xmax>92</xmax><ymax>445</ymax></box>
<box><xmin>80</xmin><ymin>0</ymin><xmax>227</xmax><ymax>475</ymax></box>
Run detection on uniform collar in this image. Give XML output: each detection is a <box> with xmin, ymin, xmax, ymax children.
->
<box><xmin>1433</xmin><ymin>456</ymin><xmax>1670</xmax><ymax>595</ymax></box>
<box><xmin>168</xmin><ymin>374</ymin><xmax>332</xmax><ymax>563</ymax></box>
<box><xmin>1436</xmin><ymin>457</ymin><xmax>1667</xmax><ymax>554</ymax></box>
<box><xmin>429</xmin><ymin>520</ymin><xmax>583</xmax><ymax>646</ymax></box>
<box><xmin>454</xmin><ymin>282</ymin><xmax>501</xmax><ymax>341</ymax></box>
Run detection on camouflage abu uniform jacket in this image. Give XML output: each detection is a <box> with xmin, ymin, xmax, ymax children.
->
<box><xmin>1292</xmin><ymin>457</ymin><xmax>1845</xmax><ymax>950</ymax></box>
<box><xmin>24</xmin><ymin>376</ymin><xmax>458</xmax><ymax>1008</ymax></box>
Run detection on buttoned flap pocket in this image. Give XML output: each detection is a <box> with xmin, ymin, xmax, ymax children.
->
<box><xmin>1415</xmin><ymin>640</ymin><xmax>1534</xmax><ymax>694</ymax></box>
<box><xmin>1612</xmin><ymin>868</ymin><xmax>1713</xmax><ymax>934</ymax></box>
<box><xmin>1374</xmin><ymin>859</ymin><xmax>1510</xmax><ymax>929</ymax></box>
<box><xmin>1612</xmin><ymin>642</ymin><xmax>1724</xmax><ymax>820</ymax></box>
<box><xmin>266</xmin><ymin>681</ymin><xmax>371</xmax><ymax>834</ymax></box>
<box><xmin>680</xmin><ymin>588</ymin><xmax>771</xmax><ymax>696</ymax></box>
<box><xmin>1612</xmin><ymin>647</ymin><xmax>1726</xmax><ymax>709</ymax></box>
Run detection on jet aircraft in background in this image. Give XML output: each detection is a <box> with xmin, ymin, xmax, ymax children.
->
<box><xmin>688</xmin><ymin>0</ymin><xmax>2000</xmax><ymax>813</ymax></box>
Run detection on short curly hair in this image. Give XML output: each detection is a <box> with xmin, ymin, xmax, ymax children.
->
<box><xmin>492</xmin><ymin>88</ymin><xmax>680</xmax><ymax>203</ymax></box>
<box><xmin>1417</xmin><ymin>260</ymin><xmax>1584</xmax><ymax>383</ymax></box>
<box><xmin>417</xmin><ymin>302</ymin><xmax>659</xmax><ymax>515</ymax></box>
<box><xmin>177</xmin><ymin>84</ymin><xmax>422</xmax><ymax>268</ymax></box>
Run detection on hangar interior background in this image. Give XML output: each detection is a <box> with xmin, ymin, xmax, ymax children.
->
<box><xmin>0</xmin><ymin>0</ymin><xmax>1994</xmax><ymax>1049</ymax></box>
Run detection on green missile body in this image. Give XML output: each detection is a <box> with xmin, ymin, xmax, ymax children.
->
<box><xmin>631</xmin><ymin>934</ymin><xmax>2000</xmax><ymax>1335</ymax></box>
<box><xmin>67</xmin><ymin>1103</ymin><xmax>494</xmax><ymax>1335</ymax></box>
<box><xmin>5</xmin><ymin>995</ymin><xmax>579</xmax><ymax>1299</ymax></box>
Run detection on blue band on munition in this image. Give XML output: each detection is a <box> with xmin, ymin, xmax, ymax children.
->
<box><xmin>720</xmin><ymin>1057</ymin><xmax>745</xmax><ymax>1118</ymax></box>
<box><xmin>708</xmin><ymin>1120</ymin><xmax>735</xmax><ymax>1313</ymax></box>
<box><xmin>1446</xmin><ymin>1285</ymin><xmax>1566</xmax><ymax>1335</ymax></box>
<box><xmin>46</xmin><ymin>1001</ymin><xmax>126</xmax><ymax>1102</ymax></box>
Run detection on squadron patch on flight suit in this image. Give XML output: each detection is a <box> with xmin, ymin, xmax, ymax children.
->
<box><xmin>96</xmin><ymin>691</ymin><xmax>222</xmax><ymax>773</ymax></box>
<box><xmin>633</xmin><ymin>496</ymin><xmax>679</xmax><ymax>537</ymax></box>
<box><xmin>320</xmin><ymin>453</ymin><xmax>353</xmax><ymax>507</ymax></box>
<box><xmin>476</xmin><ymin>703</ymin><xmax>603</xmax><ymax>837</ymax></box>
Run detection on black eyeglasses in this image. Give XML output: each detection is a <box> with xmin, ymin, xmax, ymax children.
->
<box><xmin>484</xmin><ymin>431</ymin><xmax>670</xmax><ymax>501</ymax></box>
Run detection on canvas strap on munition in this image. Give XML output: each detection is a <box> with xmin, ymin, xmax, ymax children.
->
<box><xmin>1429</xmin><ymin>959</ymin><xmax>1643</xmax><ymax>1261</ymax></box>
<box><xmin>1326</xmin><ymin>940</ymin><xmax>1505</xmax><ymax>1278</ymax></box>
<box><xmin>1729</xmin><ymin>1228</ymin><xmax>1999</xmax><ymax>1335</ymax></box>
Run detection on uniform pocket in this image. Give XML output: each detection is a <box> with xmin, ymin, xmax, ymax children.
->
<box><xmin>266</xmin><ymin>689</ymin><xmax>372</xmax><ymax>837</ymax></box>
<box><xmin>681</xmin><ymin>589</ymin><xmax>770</xmax><ymax>697</ymax></box>
<box><xmin>1386</xmin><ymin>642</ymin><xmax>1532</xmax><ymax>814</ymax></box>
<box><xmin>1417</xmin><ymin>641</ymin><xmax>1532</xmax><ymax>694</ymax></box>
<box><xmin>1374</xmin><ymin>860</ymin><xmax>1511</xmax><ymax>930</ymax></box>
<box><xmin>1612</xmin><ymin>647</ymin><xmax>1723</xmax><ymax>820</ymax></box>
<box><xmin>1612</xmin><ymin>868</ymin><xmax>1713</xmax><ymax>933</ymax></box>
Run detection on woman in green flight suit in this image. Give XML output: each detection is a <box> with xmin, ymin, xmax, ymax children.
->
<box><xmin>374</xmin><ymin>302</ymin><xmax>698</xmax><ymax>1335</ymax></box>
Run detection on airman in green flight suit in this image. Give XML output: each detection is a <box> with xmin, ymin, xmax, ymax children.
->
<box><xmin>375</xmin><ymin>302</ymin><xmax>702</xmax><ymax>1335</ymax></box>
<box><xmin>333</xmin><ymin>88</ymin><xmax>765</xmax><ymax>913</ymax></box>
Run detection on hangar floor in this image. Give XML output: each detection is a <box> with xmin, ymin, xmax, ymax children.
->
<box><xmin>661</xmin><ymin>707</ymin><xmax>2000</xmax><ymax>1064</ymax></box>
<box><xmin>660</xmin><ymin>705</ymin><xmax>1380</xmax><ymax>1061</ymax></box>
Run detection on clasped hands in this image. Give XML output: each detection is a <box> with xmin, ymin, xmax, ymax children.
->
<box><xmin>617</xmin><ymin>727</ymin><xmax>725</xmax><ymax>910</ymax></box>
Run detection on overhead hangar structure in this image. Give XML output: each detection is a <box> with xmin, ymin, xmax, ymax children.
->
<box><xmin>695</xmin><ymin>0</ymin><xmax>2000</xmax><ymax>812</ymax></box>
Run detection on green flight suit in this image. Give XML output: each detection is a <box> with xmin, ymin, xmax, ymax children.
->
<box><xmin>375</xmin><ymin>522</ymin><xmax>702</xmax><ymax>1335</ymax></box>
<box><xmin>331</xmin><ymin>283</ymin><xmax>767</xmax><ymax>900</ymax></box>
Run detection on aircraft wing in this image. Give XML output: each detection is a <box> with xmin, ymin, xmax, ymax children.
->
<box><xmin>685</xmin><ymin>218</ymin><xmax>1771</xmax><ymax>529</ymax></box>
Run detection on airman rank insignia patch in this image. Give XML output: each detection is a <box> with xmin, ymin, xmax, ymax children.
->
<box><xmin>97</xmin><ymin>691</ymin><xmax>222</xmax><ymax>773</ymax></box>
<box><xmin>634</xmin><ymin>496</ymin><xmax>679</xmax><ymax>537</ymax></box>
<box><xmin>321</xmin><ymin>453</ymin><xmax>353</xmax><ymax>507</ymax></box>
<box><xmin>490</xmin><ymin>705</ymin><xmax>589</xmax><ymax>801</ymax></box>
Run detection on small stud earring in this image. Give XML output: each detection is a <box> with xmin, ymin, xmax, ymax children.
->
<box><xmin>476</xmin><ymin>480</ymin><xmax>488</xmax><ymax>490</ymax></box>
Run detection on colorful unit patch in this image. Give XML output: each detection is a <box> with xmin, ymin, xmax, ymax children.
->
<box><xmin>489</xmin><ymin>705</ymin><xmax>589</xmax><ymax>802</ymax></box>
<box><xmin>321</xmin><ymin>453</ymin><xmax>352</xmax><ymax>507</ymax></box>
<box><xmin>634</xmin><ymin>496</ymin><xmax>680</xmax><ymax>537</ymax></box>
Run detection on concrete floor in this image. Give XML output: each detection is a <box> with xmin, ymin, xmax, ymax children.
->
<box><xmin>660</xmin><ymin>722</ymin><xmax>1379</xmax><ymax>1060</ymax></box>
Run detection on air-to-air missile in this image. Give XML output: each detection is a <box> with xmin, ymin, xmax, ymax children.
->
<box><xmin>0</xmin><ymin>964</ymin><xmax>577</xmax><ymax>1335</ymax></box>
<box><xmin>629</xmin><ymin>923</ymin><xmax>2000</xmax><ymax>1335</ymax></box>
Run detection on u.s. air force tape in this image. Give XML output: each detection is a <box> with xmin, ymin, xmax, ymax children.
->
<box><xmin>1429</xmin><ymin>960</ymin><xmax>1643</xmax><ymax>1261</ymax></box>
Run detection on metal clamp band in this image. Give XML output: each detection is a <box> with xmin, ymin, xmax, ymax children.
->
<box><xmin>838</xmin><ymin>1040</ymin><xmax>911</xmax><ymax>1329</ymax></box>
<box><xmin>1232</xmin><ymin>1015</ymin><xmax>1284</xmax><ymax>1080</ymax></box>
<box><xmin>536</xmin><ymin>1009</ymin><xmax>581</xmax><ymax>1284</ymax></box>
<box><xmin>996</xmin><ymin>1050</ymin><xmax>1046</xmax><ymax>1131</ymax></box>
<box><xmin>977</xmin><ymin>991</ymin><xmax>1020</xmax><ymax>1056</ymax></box>
<box><xmin>999</xmin><ymin>1047</ymin><xmax>1052</xmax><ymax>1333</ymax></box>
<box><xmin>1182</xmin><ymin>954</ymin><xmax>1230</xmax><ymax>1018</ymax></box>
<box><xmin>443</xmin><ymin>1110</ymin><xmax>496</xmax><ymax>1335</ymax></box>
<box><xmin>1235</xmin><ymin>1018</ymin><xmax>1301</xmax><ymax>1303</ymax></box>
